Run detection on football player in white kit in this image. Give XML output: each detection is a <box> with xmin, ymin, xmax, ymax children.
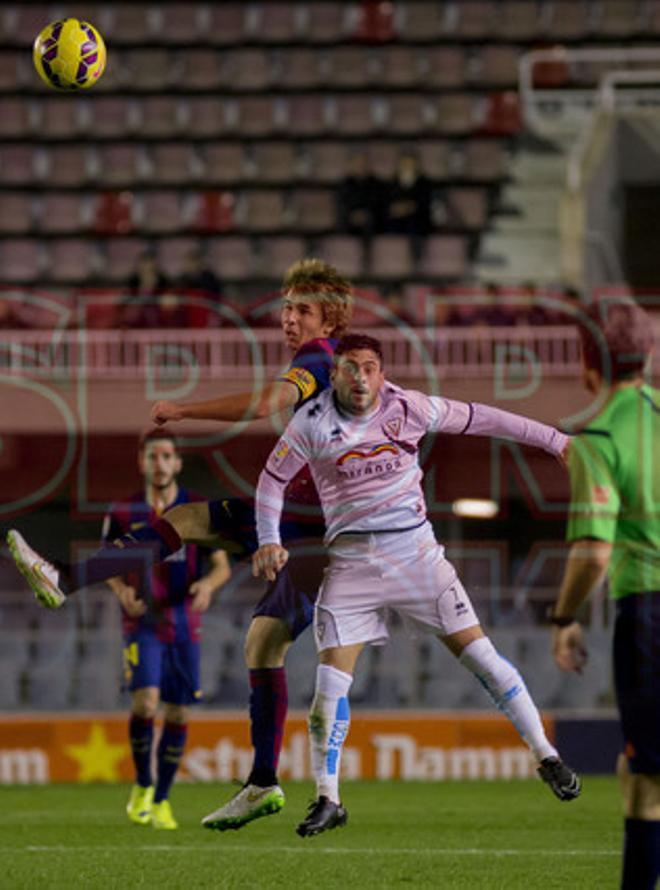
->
<box><xmin>252</xmin><ymin>333</ymin><xmax>581</xmax><ymax>836</ymax></box>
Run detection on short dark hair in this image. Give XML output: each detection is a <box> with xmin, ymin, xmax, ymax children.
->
<box><xmin>334</xmin><ymin>333</ymin><xmax>384</xmax><ymax>367</ymax></box>
<box><xmin>138</xmin><ymin>427</ymin><xmax>179</xmax><ymax>452</ymax></box>
<box><xmin>578</xmin><ymin>298</ymin><xmax>654</xmax><ymax>381</ymax></box>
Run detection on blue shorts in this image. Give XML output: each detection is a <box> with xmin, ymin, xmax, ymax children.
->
<box><xmin>613</xmin><ymin>591</ymin><xmax>660</xmax><ymax>774</ymax></box>
<box><xmin>252</xmin><ymin>538</ymin><xmax>326</xmax><ymax>641</ymax></box>
<box><xmin>122</xmin><ymin>629</ymin><xmax>202</xmax><ymax>706</ymax></box>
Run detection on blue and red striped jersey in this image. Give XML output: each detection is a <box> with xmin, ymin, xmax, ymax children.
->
<box><xmin>102</xmin><ymin>488</ymin><xmax>206</xmax><ymax>643</ymax></box>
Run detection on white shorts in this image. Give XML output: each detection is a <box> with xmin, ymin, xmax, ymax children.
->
<box><xmin>313</xmin><ymin>522</ymin><xmax>479</xmax><ymax>652</ymax></box>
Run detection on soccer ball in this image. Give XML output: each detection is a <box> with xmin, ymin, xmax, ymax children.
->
<box><xmin>33</xmin><ymin>18</ymin><xmax>106</xmax><ymax>91</ymax></box>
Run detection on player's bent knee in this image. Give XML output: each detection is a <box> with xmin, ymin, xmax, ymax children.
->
<box><xmin>131</xmin><ymin>688</ymin><xmax>159</xmax><ymax>719</ymax></box>
<box><xmin>163</xmin><ymin>703</ymin><xmax>188</xmax><ymax>724</ymax></box>
<box><xmin>618</xmin><ymin>753</ymin><xmax>660</xmax><ymax>820</ymax></box>
<box><xmin>244</xmin><ymin>616</ymin><xmax>291</xmax><ymax>669</ymax></box>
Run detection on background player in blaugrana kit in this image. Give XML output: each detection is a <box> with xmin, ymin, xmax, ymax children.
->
<box><xmin>7</xmin><ymin>259</ymin><xmax>353</xmax><ymax>830</ymax></box>
<box><xmin>252</xmin><ymin>333</ymin><xmax>581</xmax><ymax>837</ymax></box>
<box><xmin>107</xmin><ymin>429</ymin><xmax>230</xmax><ymax>830</ymax></box>
<box><xmin>548</xmin><ymin>299</ymin><xmax>659</xmax><ymax>890</ymax></box>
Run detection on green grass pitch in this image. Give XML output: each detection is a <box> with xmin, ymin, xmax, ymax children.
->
<box><xmin>2</xmin><ymin>778</ymin><xmax>620</xmax><ymax>889</ymax></box>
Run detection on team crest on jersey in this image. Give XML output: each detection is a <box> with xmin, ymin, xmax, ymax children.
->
<box><xmin>383</xmin><ymin>417</ymin><xmax>402</xmax><ymax>438</ymax></box>
<box><xmin>274</xmin><ymin>440</ymin><xmax>290</xmax><ymax>461</ymax></box>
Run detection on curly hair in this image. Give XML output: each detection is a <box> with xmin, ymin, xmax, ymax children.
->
<box><xmin>282</xmin><ymin>258</ymin><xmax>353</xmax><ymax>337</ymax></box>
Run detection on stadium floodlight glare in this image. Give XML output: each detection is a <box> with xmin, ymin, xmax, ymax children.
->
<box><xmin>452</xmin><ymin>498</ymin><xmax>499</xmax><ymax>519</ymax></box>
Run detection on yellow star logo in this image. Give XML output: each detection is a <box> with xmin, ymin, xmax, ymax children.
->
<box><xmin>65</xmin><ymin>723</ymin><xmax>128</xmax><ymax>782</ymax></box>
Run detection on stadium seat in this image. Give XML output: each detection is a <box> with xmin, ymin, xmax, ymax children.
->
<box><xmin>306</xmin><ymin>2</ymin><xmax>350</xmax><ymax>42</ymax></box>
<box><xmin>446</xmin><ymin>188</ymin><xmax>488</xmax><ymax>230</ymax></box>
<box><xmin>252</xmin><ymin>2</ymin><xmax>302</xmax><ymax>42</ymax></box>
<box><xmin>38</xmin><ymin>97</ymin><xmax>84</xmax><ymax>138</ymax></box>
<box><xmin>418</xmin><ymin>141</ymin><xmax>451</xmax><ymax>180</ymax></box>
<box><xmin>208</xmin><ymin>237</ymin><xmax>254</xmax><ymax>280</ymax></box>
<box><xmin>124</xmin><ymin>49</ymin><xmax>177</xmax><ymax>92</ymax></box>
<box><xmin>0</xmin><ymin>238</ymin><xmax>42</xmax><ymax>282</ymax></box>
<box><xmin>397</xmin><ymin>2</ymin><xmax>450</xmax><ymax>40</ymax></box>
<box><xmin>420</xmin><ymin>235</ymin><xmax>468</xmax><ymax>278</ymax></box>
<box><xmin>369</xmin><ymin>235</ymin><xmax>413</xmax><ymax>279</ymax></box>
<box><xmin>317</xmin><ymin>235</ymin><xmax>365</xmax><ymax>279</ymax></box>
<box><xmin>235</xmin><ymin>97</ymin><xmax>280</xmax><ymax>137</ymax></box>
<box><xmin>4</xmin><ymin>4</ymin><xmax>52</xmax><ymax>45</ymax></box>
<box><xmin>149</xmin><ymin>144</ymin><xmax>199</xmax><ymax>185</ymax></box>
<box><xmin>43</xmin><ymin>145</ymin><xmax>91</xmax><ymax>187</ymax></box>
<box><xmin>421</xmin><ymin>639</ymin><xmax>481</xmax><ymax>708</ymax></box>
<box><xmin>352</xmin><ymin>0</ymin><xmax>395</xmax><ymax>42</ymax></box>
<box><xmin>326</xmin><ymin>47</ymin><xmax>376</xmax><ymax>88</ymax></box>
<box><xmin>0</xmin><ymin>51</ymin><xmax>26</xmax><ymax>89</ymax></box>
<box><xmin>331</xmin><ymin>95</ymin><xmax>379</xmax><ymax>135</ymax></box>
<box><xmin>497</xmin><ymin>2</ymin><xmax>544</xmax><ymax>39</ymax></box>
<box><xmin>156</xmin><ymin>237</ymin><xmax>199</xmax><ymax>280</ymax></box>
<box><xmin>157</xmin><ymin>4</ymin><xmax>207</xmax><ymax>44</ymax></box>
<box><xmin>281</xmin><ymin>625</ymin><xmax>317</xmax><ymax>708</ymax></box>
<box><xmin>138</xmin><ymin>96</ymin><xmax>184</xmax><ymax>137</ymax></box>
<box><xmin>545</xmin><ymin>1</ymin><xmax>592</xmax><ymax>38</ymax></box>
<box><xmin>241</xmin><ymin>191</ymin><xmax>288</xmax><ymax>232</ymax></box>
<box><xmin>188</xmin><ymin>190</ymin><xmax>236</xmax><ymax>233</ymax></box>
<box><xmin>205</xmin><ymin>4</ymin><xmax>248</xmax><ymax>44</ymax></box>
<box><xmin>386</xmin><ymin>94</ymin><xmax>430</xmax><ymax>135</ymax></box>
<box><xmin>368</xmin><ymin>142</ymin><xmax>401</xmax><ymax>178</ymax></box>
<box><xmin>201</xmin><ymin>144</ymin><xmax>246</xmax><ymax>185</ymax></box>
<box><xmin>181</xmin><ymin>49</ymin><xmax>224</xmax><ymax>90</ymax></box>
<box><xmin>94</xmin><ymin>144</ymin><xmax>145</xmax><ymax>187</ymax></box>
<box><xmin>260</xmin><ymin>236</ymin><xmax>307</xmax><ymax>278</ymax></box>
<box><xmin>185</xmin><ymin>98</ymin><xmax>226</xmax><ymax>138</ymax></box>
<box><xmin>424</xmin><ymin>47</ymin><xmax>467</xmax><ymax>89</ymax></box>
<box><xmin>0</xmin><ymin>194</ymin><xmax>33</xmax><ymax>234</ymax></box>
<box><xmin>99</xmin><ymin>4</ymin><xmax>153</xmax><ymax>43</ymax></box>
<box><xmin>595</xmin><ymin>0</ymin><xmax>642</xmax><ymax>36</ymax></box>
<box><xmin>378</xmin><ymin>46</ymin><xmax>423</xmax><ymax>88</ymax></box>
<box><xmin>291</xmin><ymin>189</ymin><xmax>336</xmax><ymax>231</ymax></box>
<box><xmin>276</xmin><ymin>48</ymin><xmax>324</xmax><ymax>89</ymax></box>
<box><xmin>251</xmin><ymin>143</ymin><xmax>299</xmax><ymax>183</ymax></box>
<box><xmin>432</xmin><ymin>94</ymin><xmax>477</xmax><ymax>134</ymax></box>
<box><xmin>285</xmin><ymin>96</ymin><xmax>329</xmax><ymax>136</ymax></box>
<box><xmin>48</xmin><ymin>239</ymin><xmax>98</xmax><ymax>283</ymax></box>
<box><xmin>0</xmin><ymin>98</ymin><xmax>33</xmax><ymax>138</ymax></box>
<box><xmin>453</xmin><ymin>1</ymin><xmax>498</xmax><ymax>38</ymax></box>
<box><xmin>103</xmin><ymin>238</ymin><xmax>150</xmax><ymax>283</ymax></box>
<box><xmin>93</xmin><ymin>191</ymin><xmax>135</xmax><ymax>235</ymax></box>
<box><xmin>86</xmin><ymin>97</ymin><xmax>135</xmax><ymax>138</ymax></box>
<box><xmin>38</xmin><ymin>194</ymin><xmax>86</xmax><ymax>234</ymax></box>
<box><xmin>224</xmin><ymin>49</ymin><xmax>273</xmax><ymax>91</ymax></box>
<box><xmin>477</xmin><ymin>92</ymin><xmax>522</xmax><ymax>136</ymax></box>
<box><xmin>476</xmin><ymin>46</ymin><xmax>521</xmax><ymax>87</ymax></box>
<box><xmin>0</xmin><ymin>146</ymin><xmax>37</xmax><ymax>185</ymax></box>
<box><xmin>138</xmin><ymin>192</ymin><xmax>184</xmax><ymax>234</ymax></box>
<box><xmin>463</xmin><ymin>140</ymin><xmax>508</xmax><ymax>181</ymax></box>
<box><xmin>305</xmin><ymin>142</ymin><xmax>349</xmax><ymax>182</ymax></box>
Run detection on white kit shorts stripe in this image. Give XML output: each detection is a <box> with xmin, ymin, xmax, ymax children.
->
<box><xmin>313</xmin><ymin>522</ymin><xmax>479</xmax><ymax>652</ymax></box>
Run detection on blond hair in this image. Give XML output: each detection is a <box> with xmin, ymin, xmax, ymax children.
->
<box><xmin>282</xmin><ymin>258</ymin><xmax>353</xmax><ymax>337</ymax></box>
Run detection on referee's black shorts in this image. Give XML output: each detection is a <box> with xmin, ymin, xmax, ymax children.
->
<box><xmin>613</xmin><ymin>591</ymin><xmax>660</xmax><ymax>774</ymax></box>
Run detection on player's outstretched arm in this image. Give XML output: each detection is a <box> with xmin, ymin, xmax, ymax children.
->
<box><xmin>151</xmin><ymin>380</ymin><xmax>299</xmax><ymax>426</ymax></box>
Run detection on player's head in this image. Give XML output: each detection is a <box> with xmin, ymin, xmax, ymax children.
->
<box><xmin>331</xmin><ymin>333</ymin><xmax>385</xmax><ymax>415</ymax></box>
<box><xmin>138</xmin><ymin>428</ymin><xmax>182</xmax><ymax>491</ymax></box>
<box><xmin>578</xmin><ymin>298</ymin><xmax>654</xmax><ymax>392</ymax></box>
<box><xmin>280</xmin><ymin>258</ymin><xmax>353</xmax><ymax>351</ymax></box>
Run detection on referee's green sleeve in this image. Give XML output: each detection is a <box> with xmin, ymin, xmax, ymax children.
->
<box><xmin>567</xmin><ymin>433</ymin><xmax>621</xmax><ymax>543</ymax></box>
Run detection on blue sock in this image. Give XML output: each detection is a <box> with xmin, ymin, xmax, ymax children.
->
<box><xmin>155</xmin><ymin>722</ymin><xmax>187</xmax><ymax>803</ymax></box>
<box><xmin>129</xmin><ymin>715</ymin><xmax>154</xmax><ymax>788</ymax></box>
<box><xmin>64</xmin><ymin>519</ymin><xmax>182</xmax><ymax>593</ymax></box>
<box><xmin>621</xmin><ymin>819</ymin><xmax>660</xmax><ymax>890</ymax></box>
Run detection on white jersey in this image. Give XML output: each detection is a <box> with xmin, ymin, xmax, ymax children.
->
<box><xmin>256</xmin><ymin>382</ymin><xmax>568</xmax><ymax>546</ymax></box>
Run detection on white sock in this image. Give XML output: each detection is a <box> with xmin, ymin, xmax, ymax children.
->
<box><xmin>458</xmin><ymin>637</ymin><xmax>558</xmax><ymax>763</ymax></box>
<box><xmin>308</xmin><ymin>664</ymin><xmax>353</xmax><ymax>804</ymax></box>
